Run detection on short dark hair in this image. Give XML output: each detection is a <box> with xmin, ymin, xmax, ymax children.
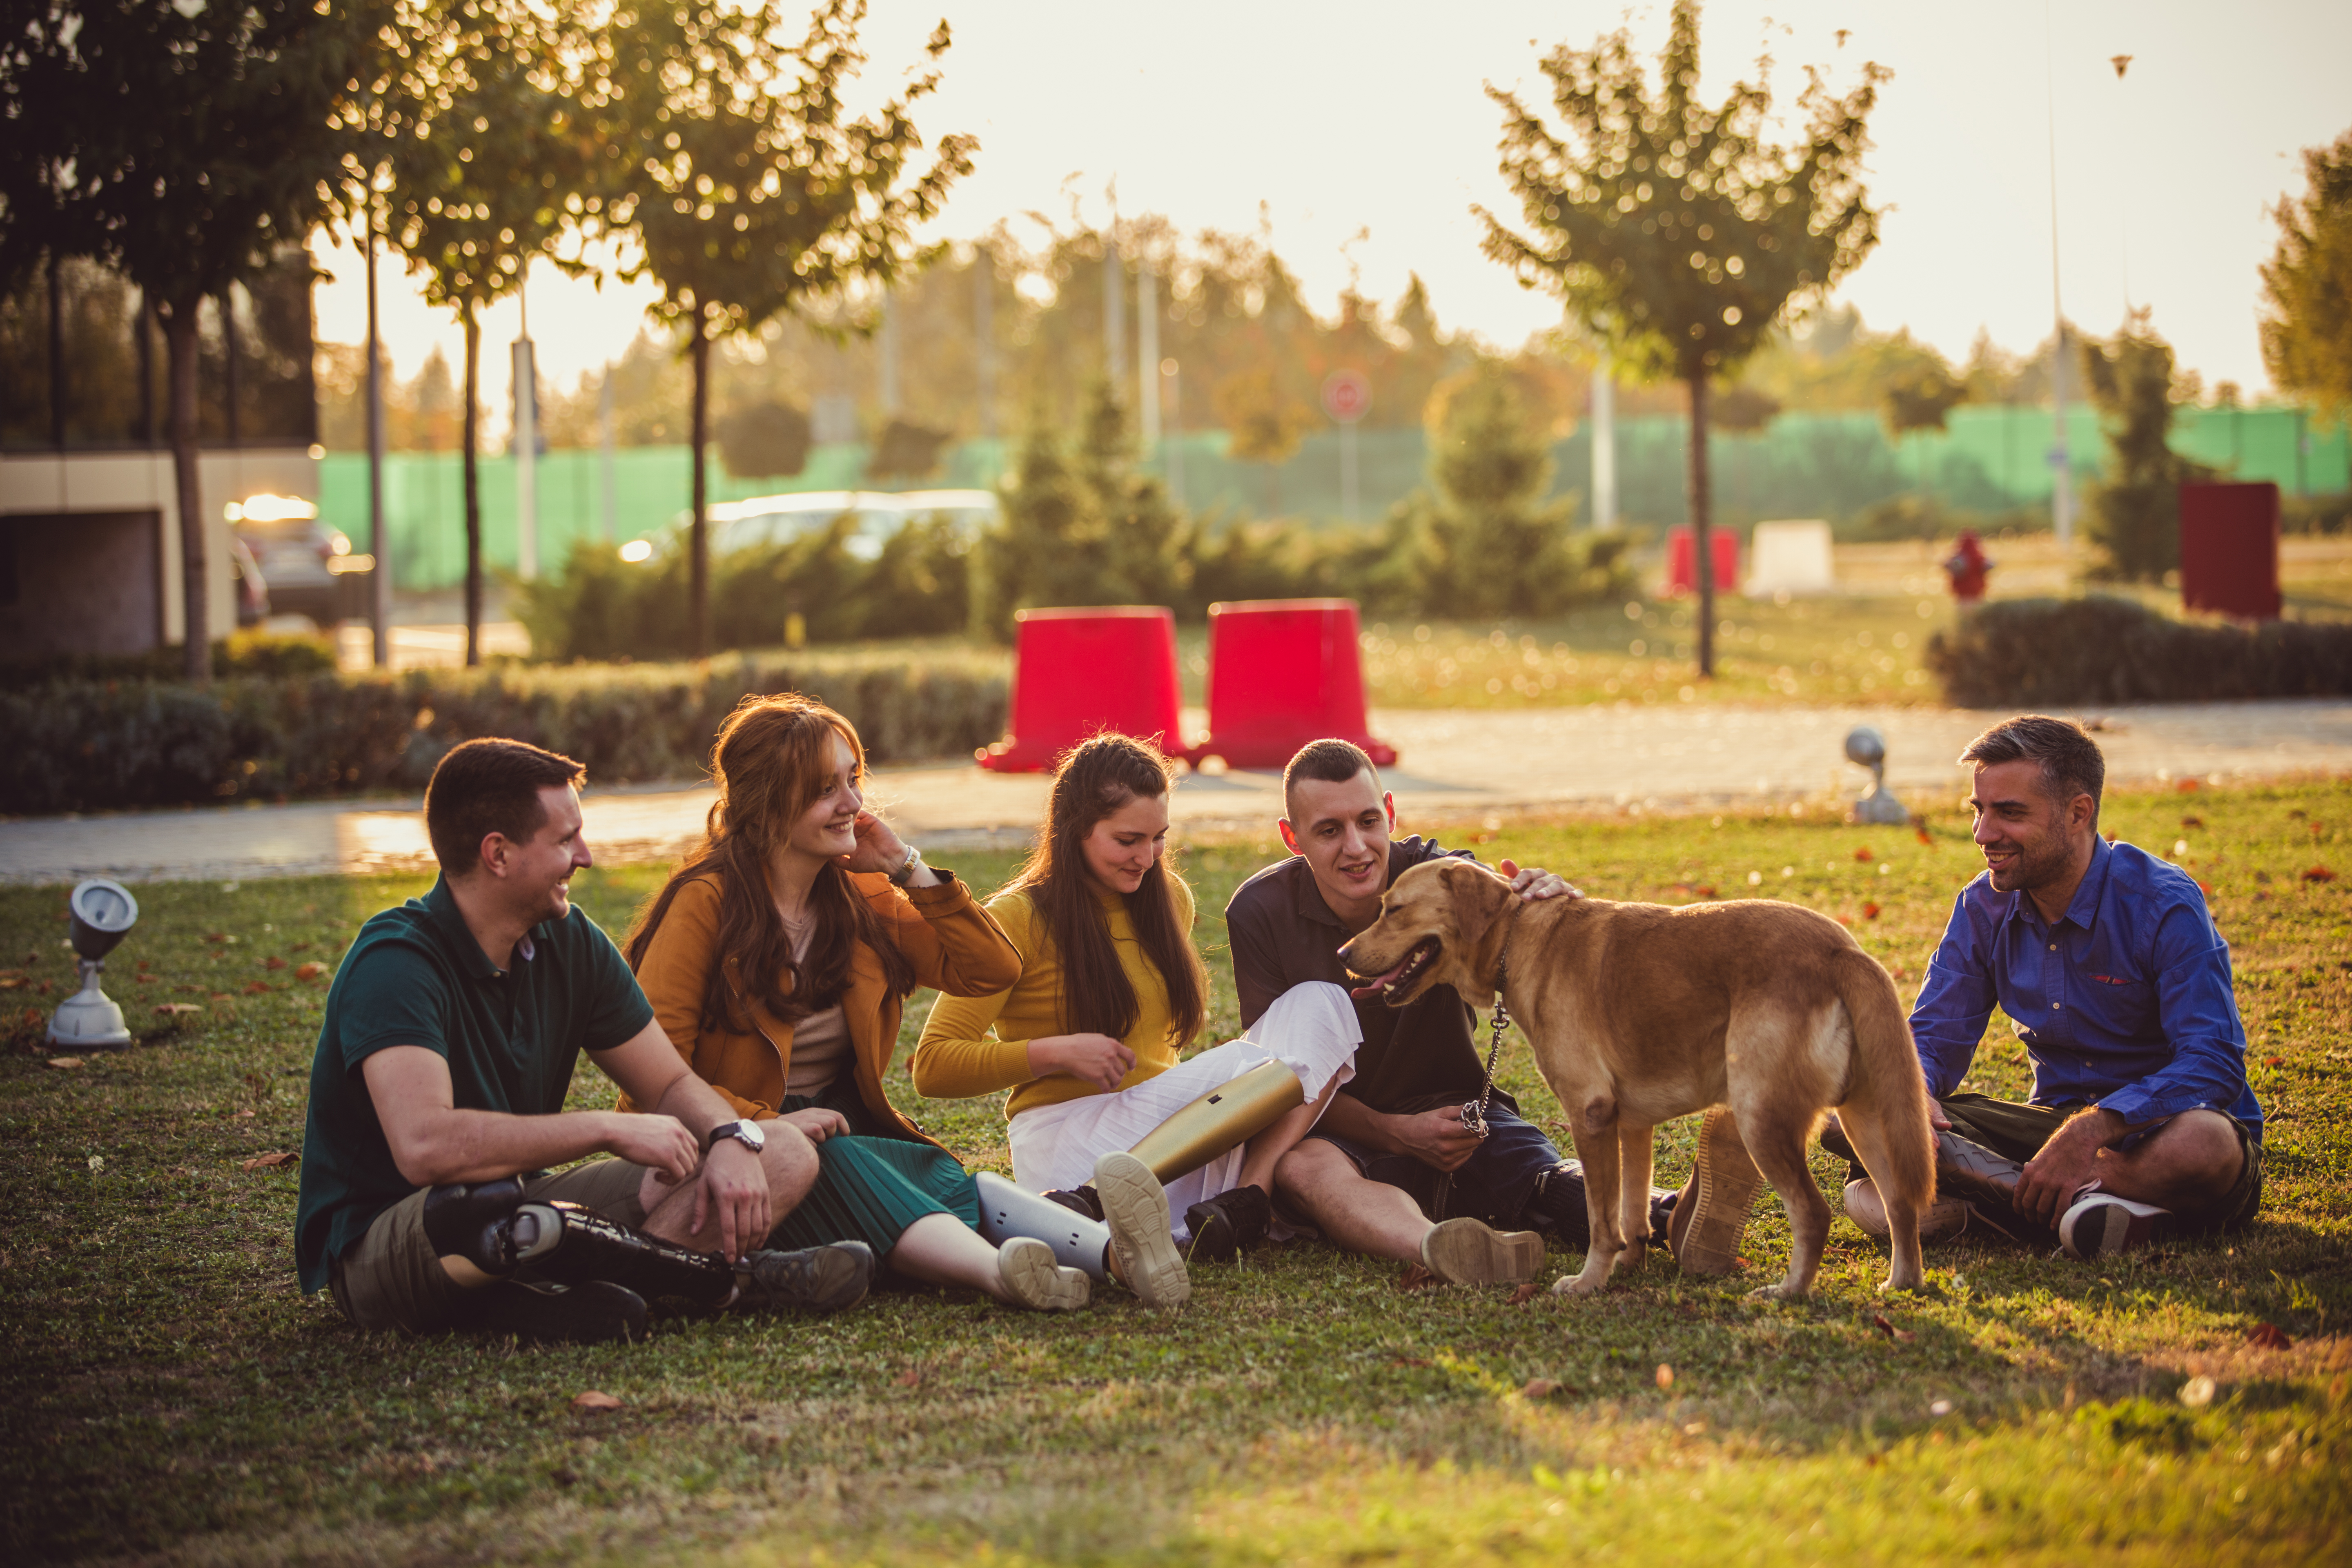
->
<box><xmin>1283</xmin><ymin>738</ymin><xmax>1378</xmax><ymax>817</ymax></box>
<box><xmin>1958</xmin><ymin>715</ymin><xmax>2105</xmax><ymax>821</ymax></box>
<box><xmin>424</xmin><ymin>738</ymin><xmax>586</xmax><ymax>875</ymax></box>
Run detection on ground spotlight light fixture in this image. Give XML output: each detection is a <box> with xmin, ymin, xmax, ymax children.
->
<box><xmin>1845</xmin><ymin>726</ymin><xmax>1910</xmax><ymax>826</ymax></box>
<box><xmin>49</xmin><ymin>879</ymin><xmax>139</xmax><ymax>1051</ymax></box>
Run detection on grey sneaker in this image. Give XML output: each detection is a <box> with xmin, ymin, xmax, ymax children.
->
<box><xmin>1419</xmin><ymin>1216</ymin><xmax>1546</xmax><ymax>1284</ymax></box>
<box><xmin>1093</xmin><ymin>1151</ymin><xmax>1190</xmax><ymax>1309</ymax></box>
<box><xmin>737</xmin><ymin>1241</ymin><xmax>874</xmax><ymax>1314</ymax></box>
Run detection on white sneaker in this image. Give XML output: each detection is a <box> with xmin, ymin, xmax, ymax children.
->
<box><xmin>996</xmin><ymin>1236</ymin><xmax>1090</xmax><ymax>1311</ymax></box>
<box><xmin>2058</xmin><ymin>1191</ymin><xmax>2176</xmax><ymax>1260</ymax></box>
<box><xmin>1843</xmin><ymin>1178</ymin><xmax>1970</xmax><ymax>1244</ymax></box>
<box><xmin>1092</xmin><ymin>1151</ymin><xmax>1191</xmax><ymax>1309</ymax></box>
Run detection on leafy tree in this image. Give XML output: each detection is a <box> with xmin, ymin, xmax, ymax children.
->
<box><xmin>867</xmin><ymin>417</ymin><xmax>951</xmax><ymax>480</ymax></box>
<box><xmin>1213</xmin><ymin>366</ymin><xmax>1316</xmax><ymax>513</ymax></box>
<box><xmin>1710</xmin><ymin>381</ymin><xmax>1781</xmax><ymax>432</ymax></box>
<box><xmin>1481</xmin><ymin>0</ymin><xmax>1885</xmax><ymax>675</ymax></box>
<box><xmin>381</xmin><ymin>0</ymin><xmax>599</xmax><ymax>664</ymax></box>
<box><xmin>974</xmin><ymin>382</ymin><xmax>1188</xmax><ymax>639</ymax></box>
<box><xmin>1880</xmin><ymin>361</ymin><xmax>1966</xmax><ymax>437</ymax></box>
<box><xmin>716</xmin><ymin>400</ymin><xmax>813</xmax><ymax>479</ymax></box>
<box><xmin>2260</xmin><ymin>127</ymin><xmax>2352</xmax><ymax>420</ymax></box>
<box><xmin>2082</xmin><ymin>311</ymin><xmax>2216</xmax><ymax>583</ymax></box>
<box><xmin>1</xmin><ymin>2</ymin><xmax>352</xmax><ymax>682</ymax></box>
<box><xmin>602</xmin><ymin>0</ymin><xmax>974</xmax><ymax>657</ymax></box>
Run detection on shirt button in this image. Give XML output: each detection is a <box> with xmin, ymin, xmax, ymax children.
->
<box><xmin>2048</xmin><ymin>944</ymin><xmax>2057</xmax><ymax>951</ymax></box>
<box><xmin>2052</xmin><ymin>1002</ymin><xmax>2063</xmax><ymax>1010</ymax></box>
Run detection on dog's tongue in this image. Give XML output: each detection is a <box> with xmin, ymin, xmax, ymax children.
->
<box><xmin>1347</xmin><ymin>956</ymin><xmax>1410</xmax><ymax>999</ymax></box>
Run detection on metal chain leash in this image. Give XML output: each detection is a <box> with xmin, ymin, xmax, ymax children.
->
<box><xmin>1460</xmin><ymin>948</ymin><xmax>1508</xmax><ymax>1141</ymax></box>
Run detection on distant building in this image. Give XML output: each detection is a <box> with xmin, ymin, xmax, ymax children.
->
<box><xmin>0</xmin><ymin>250</ymin><xmax>320</xmax><ymax>662</ymax></box>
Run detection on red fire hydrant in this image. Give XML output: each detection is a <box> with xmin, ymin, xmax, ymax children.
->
<box><xmin>1942</xmin><ymin>530</ymin><xmax>1993</xmax><ymax>605</ymax></box>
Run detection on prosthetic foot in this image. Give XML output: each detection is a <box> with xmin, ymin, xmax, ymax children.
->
<box><xmin>460</xmin><ymin>1277</ymin><xmax>650</xmax><ymax>1345</ymax></box>
<box><xmin>1182</xmin><ymin>1184</ymin><xmax>1271</xmax><ymax>1265</ymax></box>
<box><xmin>1125</xmin><ymin>1060</ymin><xmax>1304</xmax><ymax>1185</ymax></box>
<box><xmin>976</xmin><ymin>1171</ymin><xmax>1116</xmax><ymax>1282</ymax></box>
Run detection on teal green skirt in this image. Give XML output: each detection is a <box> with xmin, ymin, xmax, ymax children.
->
<box><xmin>764</xmin><ymin>1087</ymin><xmax>980</xmax><ymax>1255</ymax></box>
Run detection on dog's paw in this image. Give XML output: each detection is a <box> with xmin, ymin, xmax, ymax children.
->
<box><xmin>1551</xmin><ymin>1272</ymin><xmax>1605</xmax><ymax>1297</ymax></box>
<box><xmin>1749</xmin><ymin>1282</ymin><xmax>1812</xmax><ymax>1301</ymax></box>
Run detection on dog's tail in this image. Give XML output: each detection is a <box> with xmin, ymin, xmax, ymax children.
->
<box><xmin>1832</xmin><ymin>947</ymin><xmax>1936</xmax><ymax>1206</ymax></box>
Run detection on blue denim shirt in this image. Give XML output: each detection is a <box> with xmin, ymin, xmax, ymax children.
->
<box><xmin>1909</xmin><ymin>835</ymin><xmax>2262</xmax><ymax>1138</ymax></box>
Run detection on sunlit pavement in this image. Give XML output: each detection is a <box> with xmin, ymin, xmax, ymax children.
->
<box><xmin>4</xmin><ymin>699</ymin><xmax>2347</xmax><ymax>885</ymax></box>
<box><xmin>335</xmin><ymin>621</ymin><xmax>532</xmax><ymax>670</ymax></box>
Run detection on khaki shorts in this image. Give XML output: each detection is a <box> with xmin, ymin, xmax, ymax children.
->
<box><xmin>329</xmin><ymin>1160</ymin><xmax>651</xmax><ymax>1334</ymax></box>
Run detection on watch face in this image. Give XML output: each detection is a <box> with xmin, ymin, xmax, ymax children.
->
<box><xmin>735</xmin><ymin>1120</ymin><xmax>766</xmax><ymax>1152</ymax></box>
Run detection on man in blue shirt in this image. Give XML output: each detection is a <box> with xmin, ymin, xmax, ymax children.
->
<box><xmin>1832</xmin><ymin>715</ymin><xmax>2262</xmax><ymax>1261</ymax></box>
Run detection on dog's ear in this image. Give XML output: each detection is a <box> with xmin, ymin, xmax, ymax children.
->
<box><xmin>1439</xmin><ymin>860</ymin><xmax>1516</xmax><ymax>998</ymax></box>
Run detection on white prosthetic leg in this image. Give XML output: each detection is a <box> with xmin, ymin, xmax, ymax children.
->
<box><xmin>974</xmin><ymin>1170</ymin><xmax>1115</xmax><ymax>1282</ymax></box>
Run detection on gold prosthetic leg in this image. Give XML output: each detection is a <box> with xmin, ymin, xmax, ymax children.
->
<box><xmin>1125</xmin><ymin>1060</ymin><xmax>1305</xmax><ymax>1185</ymax></box>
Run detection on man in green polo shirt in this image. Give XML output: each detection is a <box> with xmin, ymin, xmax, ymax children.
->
<box><xmin>296</xmin><ymin>737</ymin><xmax>874</xmax><ymax>1343</ymax></box>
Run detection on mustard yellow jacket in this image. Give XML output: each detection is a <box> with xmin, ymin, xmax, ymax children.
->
<box><xmin>625</xmin><ymin>867</ymin><xmax>1020</xmax><ymax>1143</ymax></box>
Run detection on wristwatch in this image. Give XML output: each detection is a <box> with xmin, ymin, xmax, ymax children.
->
<box><xmin>703</xmin><ymin>1120</ymin><xmax>766</xmax><ymax>1156</ymax></box>
<box><xmin>887</xmin><ymin>844</ymin><xmax>926</xmax><ymax>887</ymax></box>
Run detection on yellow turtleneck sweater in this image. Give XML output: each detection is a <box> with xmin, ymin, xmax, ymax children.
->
<box><xmin>913</xmin><ymin>877</ymin><xmax>1198</xmax><ymax>1118</ymax></box>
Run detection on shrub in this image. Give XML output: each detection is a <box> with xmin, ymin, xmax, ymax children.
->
<box><xmin>1</xmin><ymin>626</ymin><xmax>339</xmax><ymax>688</ymax></box>
<box><xmin>1924</xmin><ymin>595</ymin><xmax>2352</xmax><ymax>707</ymax></box>
<box><xmin>0</xmin><ymin>649</ymin><xmax>1007</xmax><ymax>814</ymax></box>
<box><xmin>717</xmin><ymin>400</ymin><xmax>813</xmax><ymax>479</ymax></box>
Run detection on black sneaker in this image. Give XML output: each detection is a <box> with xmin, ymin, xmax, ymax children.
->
<box><xmin>1183</xmin><ymin>1184</ymin><xmax>1272</xmax><ymax>1265</ymax></box>
<box><xmin>738</xmin><ymin>1241</ymin><xmax>874</xmax><ymax>1314</ymax></box>
<box><xmin>1044</xmin><ymin>1185</ymin><xmax>1106</xmax><ymax>1223</ymax></box>
<box><xmin>462</xmin><ymin>1277</ymin><xmax>648</xmax><ymax>1345</ymax></box>
<box><xmin>1932</xmin><ymin>1131</ymin><xmax>2060</xmax><ymax>1247</ymax></box>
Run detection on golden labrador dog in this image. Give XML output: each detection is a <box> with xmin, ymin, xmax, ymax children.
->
<box><xmin>1341</xmin><ymin>859</ymin><xmax>1934</xmax><ymax>1298</ymax></box>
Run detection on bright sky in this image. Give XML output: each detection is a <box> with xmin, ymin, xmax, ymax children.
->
<box><xmin>311</xmin><ymin>0</ymin><xmax>2352</xmax><ymax>428</ymax></box>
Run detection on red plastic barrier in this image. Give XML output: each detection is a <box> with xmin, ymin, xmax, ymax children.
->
<box><xmin>2179</xmin><ymin>481</ymin><xmax>2282</xmax><ymax>621</ymax></box>
<box><xmin>1190</xmin><ymin>599</ymin><xmax>1395</xmax><ymax>771</ymax></box>
<box><xmin>1662</xmin><ymin>526</ymin><xmax>1740</xmax><ymax>597</ymax></box>
<box><xmin>975</xmin><ymin>606</ymin><xmax>1185</xmax><ymax>772</ymax></box>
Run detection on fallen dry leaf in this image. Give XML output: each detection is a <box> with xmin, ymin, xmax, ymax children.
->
<box><xmin>2305</xmin><ymin>866</ymin><xmax>2338</xmax><ymax>883</ymax></box>
<box><xmin>1655</xmin><ymin>1363</ymin><xmax>1675</xmax><ymax>1390</ymax></box>
<box><xmin>2177</xmin><ymin>777</ymin><xmax>2202</xmax><ymax>793</ymax></box>
<box><xmin>243</xmin><ymin>981</ymin><xmax>272</xmax><ymax>996</ymax></box>
<box><xmin>295</xmin><ymin>962</ymin><xmax>326</xmax><ymax>981</ymax></box>
<box><xmin>264</xmin><ymin>956</ymin><xmax>287</xmax><ymax>971</ymax></box>
<box><xmin>240</xmin><ymin>1151</ymin><xmax>298</xmax><ymax>1171</ymax></box>
<box><xmin>895</xmin><ymin>1369</ymin><xmax>922</xmax><ymax>1388</ymax></box>
<box><xmin>155</xmin><ymin>1002</ymin><xmax>203</xmax><ymax>1016</ymax></box>
<box><xmin>2264</xmin><ymin>1055</ymin><xmax>2286</xmax><ymax>1068</ymax></box>
<box><xmin>1862</xmin><ymin>902</ymin><xmax>1882</xmax><ymax>920</ymax></box>
<box><xmin>1396</xmin><ymin>1263</ymin><xmax>1440</xmax><ymax>1292</ymax></box>
<box><xmin>2181</xmin><ymin>815</ymin><xmax>2205</xmax><ymax>829</ymax></box>
<box><xmin>1507</xmin><ymin>1281</ymin><xmax>1542</xmax><ymax>1306</ymax></box>
<box><xmin>1854</xmin><ymin>846</ymin><xmax>1874</xmax><ymax>862</ymax></box>
<box><xmin>1521</xmin><ymin>1378</ymin><xmax>1565</xmax><ymax>1399</ymax></box>
<box><xmin>45</xmin><ymin>1056</ymin><xmax>83</xmax><ymax>1070</ymax></box>
<box><xmin>2246</xmin><ymin>1323</ymin><xmax>2294</xmax><ymax>1350</ymax></box>
<box><xmin>0</xmin><ymin>977</ymin><xmax>24</xmax><ymax>990</ymax></box>
<box><xmin>572</xmin><ymin>1390</ymin><xmax>623</xmax><ymax>1412</ymax></box>
<box><xmin>1872</xmin><ymin>1313</ymin><xmax>1918</xmax><ymax>1344</ymax></box>
<box><xmin>1390</xmin><ymin>1356</ymin><xmax>1432</xmax><ymax>1369</ymax></box>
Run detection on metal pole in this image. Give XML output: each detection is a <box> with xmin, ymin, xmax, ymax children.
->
<box><xmin>598</xmin><ymin>363</ymin><xmax>616</xmax><ymax>543</ymax></box>
<box><xmin>1165</xmin><ymin>361</ymin><xmax>1185</xmax><ymax>510</ymax></box>
<box><xmin>1138</xmin><ymin>258</ymin><xmax>1160</xmax><ymax>450</ymax></box>
<box><xmin>1340</xmin><ymin>419</ymin><xmax>1358</xmax><ymax>523</ymax></box>
<box><xmin>1591</xmin><ymin>353</ymin><xmax>1617</xmax><ymax>530</ymax></box>
<box><xmin>880</xmin><ymin>289</ymin><xmax>901</xmax><ymax>417</ymax></box>
<box><xmin>513</xmin><ymin>274</ymin><xmax>537</xmax><ymax>579</ymax></box>
<box><xmin>365</xmin><ymin>196</ymin><xmax>390</xmax><ymax>667</ymax></box>
<box><xmin>1102</xmin><ymin>230</ymin><xmax>1124</xmax><ymax>388</ymax></box>
<box><xmin>2045</xmin><ymin>2</ymin><xmax>2072</xmax><ymax>548</ymax></box>
<box><xmin>974</xmin><ymin>249</ymin><xmax>996</xmax><ymax>444</ymax></box>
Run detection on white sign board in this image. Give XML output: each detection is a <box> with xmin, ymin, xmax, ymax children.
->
<box><xmin>1746</xmin><ymin>520</ymin><xmax>1835</xmax><ymax>596</ymax></box>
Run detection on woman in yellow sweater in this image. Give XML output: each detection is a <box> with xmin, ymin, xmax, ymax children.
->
<box><xmin>627</xmin><ymin>695</ymin><xmax>1149</xmax><ymax>1312</ymax></box>
<box><xmin>916</xmin><ymin>735</ymin><xmax>1361</xmax><ymax>1298</ymax></box>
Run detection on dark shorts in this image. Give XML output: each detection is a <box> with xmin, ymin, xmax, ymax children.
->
<box><xmin>329</xmin><ymin>1158</ymin><xmax>651</xmax><ymax>1335</ymax></box>
<box><xmin>1828</xmin><ymin>1092</ymin><xmax>2263</xmax><ymax>1236</ymax></box>
<box><xmin>1298</xmin><ymin>1098</ymin><xmax>1566</xmax><ymax>1230</ymax></box>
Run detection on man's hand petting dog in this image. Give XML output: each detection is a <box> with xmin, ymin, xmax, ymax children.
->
<box><xmin>1497</xmin><ymin>860</ymin><xmax>1579</xmax><ymax>903</ymax></box>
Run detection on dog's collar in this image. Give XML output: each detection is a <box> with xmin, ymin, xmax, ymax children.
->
<box><xmin>1488</xmin><ymin>897</ymin><xmax>1526</xmax><ymax>996</ymax></box>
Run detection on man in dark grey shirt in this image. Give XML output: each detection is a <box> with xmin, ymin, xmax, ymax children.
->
<box><xmin>1225</xmin><ymin>741</ymin><xmax>1688</xmax><ymax>1284</ymax></box>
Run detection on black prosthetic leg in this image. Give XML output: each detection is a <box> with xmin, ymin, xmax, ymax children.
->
<box><xmin>422</xmin><ymin>1179</ymin><xmax>650</xmax><ymax>1344</ymax></box>
<box><xmin>1516</xmin><ymin>1162</ymin><xmax>1679</xmax><ymax>1251</ymax></box>
<box><xmin>1182</xmin><ymin>1185</ymin><xmax>1271</xmax><ymax>1265</ymax></box>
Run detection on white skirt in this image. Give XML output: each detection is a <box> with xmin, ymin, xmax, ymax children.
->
<box><xmin>1007</xmin><ymin>981</ymin><xmax>1361</xmax><ymax>1241</ymax></box>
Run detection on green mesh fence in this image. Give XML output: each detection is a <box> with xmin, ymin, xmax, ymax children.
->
<box><xmin>321</xmin><ymin>405</ymin><xmax>2348</xmax><ymax>590</ymax></box>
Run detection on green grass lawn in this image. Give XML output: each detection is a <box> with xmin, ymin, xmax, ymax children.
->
<box><xmin>2</xmin><ymin>782</ymin><xmax>2347</xmax><ymax>1564</ymax></box>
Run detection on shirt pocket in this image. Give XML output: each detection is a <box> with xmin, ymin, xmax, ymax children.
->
<box><xmin>2081</xmin><ymin>971</ymin><xmax>2156</xmax><ymax>1031</ymax></box>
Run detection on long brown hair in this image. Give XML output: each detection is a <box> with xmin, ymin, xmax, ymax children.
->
<box><xmin>1004</xmin><ymin>733</ymin><xmax>1205</xmax><ymax>1048</ymax></box>
<box><xmin>626</xmin><ymin>695</ymin><xmax>915</xmax><ymax>1026</ymax></box>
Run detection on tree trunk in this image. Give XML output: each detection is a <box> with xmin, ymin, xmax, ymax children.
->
<box><xmin>1686</xmin><ymin>370</ymin><xmax>1715</xmax><ymax>679</ymax></box>
<box><xmin>690</xmin><ymin>310</ymin><xmax>710</xmax><ymax>660</ymax></box>
<box><xmin>462</xmin><ymin>303</ymin><xmax>482</xmax><ymax>668</ymax></box>
<box><xmin>164</xmin><ymin>306</ymin><xmax>210</xmax><ymax>684</ymax></box>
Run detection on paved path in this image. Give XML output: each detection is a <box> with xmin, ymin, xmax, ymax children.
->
<box><xmin>4</xmin><ymin>699</ymin><xmax>2346</xmax><ymax>885</ymax></box>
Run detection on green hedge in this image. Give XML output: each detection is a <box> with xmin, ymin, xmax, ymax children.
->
<box><xmin>0</xmin><ymin>649</ymin><xmax>1007</xmax><ymax>815</ymax></box>
<box><xmin>1925</xmin><ymin>596</ymin><xmax>2352</xmax><ymax>707</ymax></box>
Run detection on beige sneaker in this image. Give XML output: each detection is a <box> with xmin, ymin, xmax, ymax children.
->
<box><xmin>1669</xmin><ymin>1109</ymin><xmax>1765</xmax><ymax>1276</ymax></box>
<box><xmin>1092</xmin><ymin>1151</ymin><xmax>1191</xmax><ymax>1309</ymax></box>
<box><xmin>1843</xmin><ymin>1177</ymin><xmax>1970</xmax><ymax>1244</ymax></box>
<box><xmin>1419</xmin><ymin>1216</ymin><xmax>1546</xmax><ymax>1284</ymax></box>
<box><xmin>995</xmin><ymin>1236</ymin><xmax>1090</xmax><ymax>1311</ymax></box>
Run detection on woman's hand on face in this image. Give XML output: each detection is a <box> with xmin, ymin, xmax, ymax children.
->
<box><xmin>1027</xmin><ymin>1033</ymin><xmax>1136</xmax><ymax>1092</ymax></box>
<box><xmin>778</xmin><ymin>1106</ymin><xmax>851</xmax><ymax>1144</ymax></box>
<box><xmin>835</xmin><ymin>810</ymin><xmax>909</xmax><ymax>875</ymax></box>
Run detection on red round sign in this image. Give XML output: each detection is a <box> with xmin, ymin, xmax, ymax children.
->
<box><xmin>1321</xmin><ymin>369</ymin><xmax>1371</xmax><ymax>424</ymax></box>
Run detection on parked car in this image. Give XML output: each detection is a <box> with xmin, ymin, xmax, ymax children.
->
<box><xmin>619</xmin><ymin>489</ymin><xmax>1000</xmax><ymax>565</ymax></box>
<box><xmin>227</xmin><ymin>534</ymin><xmax>269</xmax><ymax>626</ymax></box>
<box><xmin>229</xmin><ymin>493</ymin><xmax>369</xmax><ymax>628</ymax></box>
